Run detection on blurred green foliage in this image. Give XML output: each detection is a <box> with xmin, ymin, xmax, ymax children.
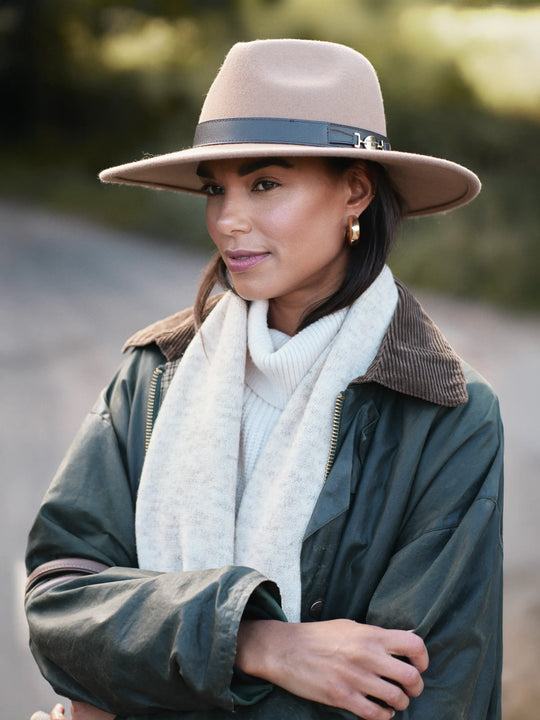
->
<box><xmin>1</xmin><ymin>0</ymin><xmax>539</xmax><ymax>309</ymax></box>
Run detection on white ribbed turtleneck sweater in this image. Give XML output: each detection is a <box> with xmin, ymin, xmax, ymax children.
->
<box><xmin>238</xmin><ymin>302</ymin><xmax>347</xmax><ymax>505</ymax></box>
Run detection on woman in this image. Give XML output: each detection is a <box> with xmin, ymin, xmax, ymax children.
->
<box><xmin>26</xmin><ymin>40</ymin><xmax>503</xmax><ymax>720</ymax></box>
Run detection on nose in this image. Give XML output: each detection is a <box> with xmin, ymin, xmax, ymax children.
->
<box><xmin>213</xmin><ymin>191</ymin><xmax>251</xmax><ymax>236</ymax></box>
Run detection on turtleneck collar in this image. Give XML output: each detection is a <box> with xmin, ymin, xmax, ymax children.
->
<box><xmin>245</xmin><ymin>301</ymin><xmax>347</xmax><ymax>409</ymax></box>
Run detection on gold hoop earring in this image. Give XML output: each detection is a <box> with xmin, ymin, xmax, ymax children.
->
<box><xmin>347</xmin><ymin>215</ymin><xmax>360</xmax><ymax>246</ymax></box>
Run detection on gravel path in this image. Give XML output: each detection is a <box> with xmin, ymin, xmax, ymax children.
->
<box><xmin>2</xmin><ymin>200</ymin><xmax>538</xmax><ymax>718</ymax></box>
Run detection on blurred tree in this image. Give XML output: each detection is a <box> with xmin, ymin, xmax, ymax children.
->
<box><xmin>0</xmin><ymin>0</ymin><xmax>244</xmax><ymax>156</ymax></box>
<box><xmin>0</xmin><ymin>0</ymin><xmax>538</xmax><ymax>308</ymax></box>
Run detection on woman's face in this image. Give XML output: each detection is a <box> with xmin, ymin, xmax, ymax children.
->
<box><xmin>198</xmin><ymin>156</ymin><xmax>372</xmax><ymax>333</ymax></box>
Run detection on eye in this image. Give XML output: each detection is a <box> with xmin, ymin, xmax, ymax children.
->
<box><xmin>200</xmin><ymin>183</ymin><xmax>224</xmax><ymax>196</ymax></box>
<box><xmin>253</xmin><ymin>179</ymin><xmax>279</xmax><ymax>192</ymax></box>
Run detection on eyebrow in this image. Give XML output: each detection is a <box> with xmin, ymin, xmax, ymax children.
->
<box><xmin>196</xmin><ymin>157</ymin><xmax>294</xmax><ymax>179</ymax></box>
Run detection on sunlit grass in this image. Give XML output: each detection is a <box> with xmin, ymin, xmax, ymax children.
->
<box><xmin>239</xmin><ymin>0</ymin><xmax>381</xmax><ymax>43</ymax></box>
<box><xmin>99</xmin><ymin>11</ymin><xmax>202</xmax><ymax>72</ymax></box>
<box><xmin>400</xmin><ymin>5</ymin><xmax>540</xmax><ymax>119</ymax></box>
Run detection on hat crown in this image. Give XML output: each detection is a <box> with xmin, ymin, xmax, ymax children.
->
<box><xmin>100</xmin><ymin>39</ymin><xmax>481</xmax><ymax>217</ymax></box>
<box><xmin>199</xmin><ymin>39</ymin><xmax>387</xmax><ymax>135</ymax></box>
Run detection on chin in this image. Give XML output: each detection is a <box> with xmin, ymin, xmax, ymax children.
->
<box><xmin>231</xmin><ymin>284</ymin><xmax>271</xmax><ymax>303</ymax></box>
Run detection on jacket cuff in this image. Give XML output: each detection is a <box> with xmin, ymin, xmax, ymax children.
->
<box><xmin>231</xmin><ymin>583</ymin><xmax>286</xmax><ymax>707</ymax></box>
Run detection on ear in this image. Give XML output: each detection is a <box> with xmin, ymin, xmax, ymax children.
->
<box><xmin>345</xmin><ymin>161</ymin><xmax>376</xmax><ymax>215</ymax></box>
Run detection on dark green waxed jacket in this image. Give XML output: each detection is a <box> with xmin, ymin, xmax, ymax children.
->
<box><xmin>25</xmin><ymin>282</ymin><xmax>504</xmax><ymax>720</ymax></box>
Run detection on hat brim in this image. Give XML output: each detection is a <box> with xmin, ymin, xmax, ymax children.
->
<box><xmin>99</xmin><ymin>143</ymin><xmax>480</xmax><ymax>218</ymax></box>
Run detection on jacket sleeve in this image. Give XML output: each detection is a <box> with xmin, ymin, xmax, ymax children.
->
<box><xmin>25</xmin><ymin>347</ymin><xmax>285</xmax><ymax>718</ymax></box>
<box><xmin>366</xmin><ymin>370</ymin><xmax>504</xmax><ymax>720</ymax></box>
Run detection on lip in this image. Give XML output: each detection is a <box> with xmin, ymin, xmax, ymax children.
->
<box><xmin>225</xmin><ymin>249</ymin><xmax>271</xmax><ymax>273</ymax></box>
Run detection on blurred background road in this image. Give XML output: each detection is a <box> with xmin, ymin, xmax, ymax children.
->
<box><xmin>2</xmin><ymin>200</ymin><xmax>539</xmax><ymax>719</ymax></box>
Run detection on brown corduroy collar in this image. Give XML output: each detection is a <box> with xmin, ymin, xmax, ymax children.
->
<box><xmin>124</xmin><ymin>281</ymin><xmax>468</xmax><ymax>408</ymax></box>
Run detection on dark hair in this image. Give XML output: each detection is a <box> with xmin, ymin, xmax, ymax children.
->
<box><xmin>193</xmin><ymin>159</ymin><xmax>404</xmax><ymax>332</ymax></box>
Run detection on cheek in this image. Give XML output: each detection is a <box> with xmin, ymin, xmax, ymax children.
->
<box><xmin>259</xmin><ymin>203</ymin><xmax>296</xmax><ymax>235</ymax></box>
<box><xmin>293</xmin><ymin>202</ymin><xmax>346</xmax><ymax>254</ymax></box>
<box><xmin>266</xmin><ymin>201</ymin><xmax>317</xmax><ymax>245</ymax></box>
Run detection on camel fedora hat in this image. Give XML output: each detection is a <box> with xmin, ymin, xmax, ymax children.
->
<box><xmin>99</xmin><ymin>39</ymin><xmax>481</xmax><ymax>217</ymax></box>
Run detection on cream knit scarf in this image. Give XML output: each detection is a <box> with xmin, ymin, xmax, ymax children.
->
<box><xmin>135</xmin><ymin>266</ymin><xmax>397</xmax><ymax>621</ymax></box>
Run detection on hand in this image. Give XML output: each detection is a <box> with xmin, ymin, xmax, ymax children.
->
<box><xmin>49</xmin><ymin>705</ymin><xmax>68</xmax><ymax>720</ymax></box>
<box><xmin>236</xmin><ymin>619</ymin><xmax>429</xmax><ymax>720</ymax></box>
<box><xmin>42</xmin><ymin>701</ymin><xmax>115</xmax><ymax>720</ymax></box>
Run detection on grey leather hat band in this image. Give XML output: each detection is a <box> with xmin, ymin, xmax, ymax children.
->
<box><xmin>193</xmin><ymin>117</ymin><xmax>391</xmax><ymax>151</ymax></box>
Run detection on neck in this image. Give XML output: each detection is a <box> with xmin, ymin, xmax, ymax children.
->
<box><xmin>267</xmin><ymin>299</ymin><xmax>305</xmax><ymax>335</ymax></box>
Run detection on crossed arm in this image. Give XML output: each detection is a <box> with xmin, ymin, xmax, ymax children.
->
<box><xmin>236</xmin><ymin>618</ymin><xmax>428</xmax><ymax>719</ymax></box>
<box><xmin>28</xmin><ymin>353</ymin><xmax>501</xmax><ymax>720</ymax></box>
<box><xmin>47</xmin><ymin>619</ymin><xmax>428</xmax><ymax>720</ymax></box>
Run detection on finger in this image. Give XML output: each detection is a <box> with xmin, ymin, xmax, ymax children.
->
<box><xmin>366</xmin><ymin>676</ymin><xmax>411</xmax><ymax>713</ymax></box>
<box><xmin>388</xmin><ymin>631</ymin><xmax>429</xmax><ymax>673</ymax></box>
<box><xmin>352</xmin><ymin>692</ymin><xmax>397</xmax><ymax>720</ymax></box>
<box><xmin>50</xmin><ymin>705</ymin><xmax>67</xmax><ymax>720</ymax></box>
<box><xmin>386</xmin><ymin>655</ymin><xmax>425</xmax><ymax>698</ymax></box>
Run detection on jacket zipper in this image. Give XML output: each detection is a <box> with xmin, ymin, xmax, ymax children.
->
<box><xmin>144</xmin><ymin>373</ymin><xmax>345</xmax><ymax>472</ymax></box>
<box><xmin>324</xmin><ymin>392</ymin><xmax>345</xmax><ymax>482</ymax></box>
<box><xmin>145</xmin><ymin>366</ymin><xmax>164</xmax><ymax>454</ymax></box>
